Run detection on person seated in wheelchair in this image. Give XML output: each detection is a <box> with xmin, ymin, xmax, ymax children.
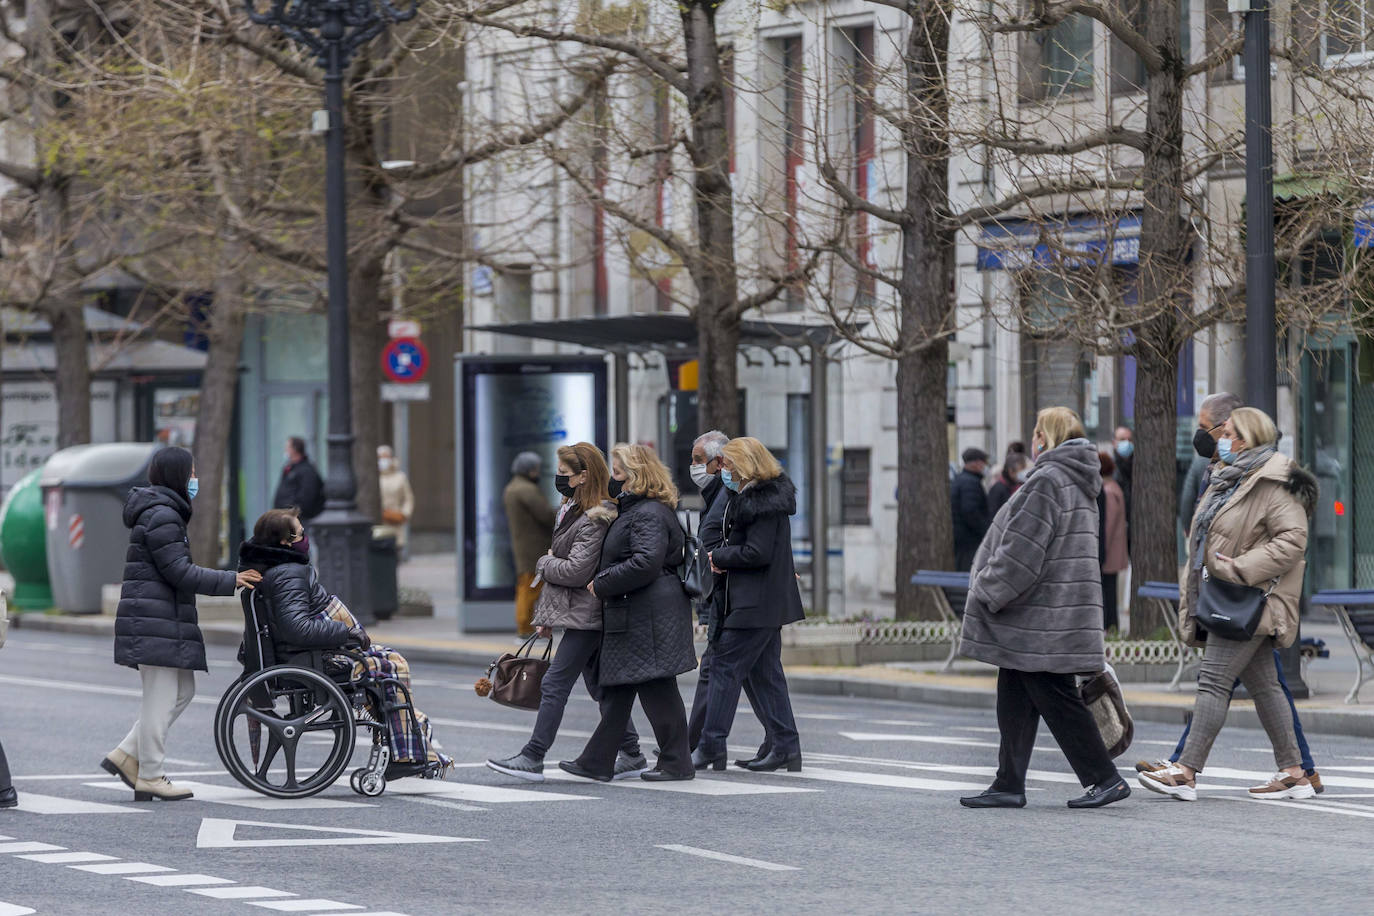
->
<box><xmin>238</xmin><ymin>508</ymin><xmax>451</xmax><ymax>777</ymax></box>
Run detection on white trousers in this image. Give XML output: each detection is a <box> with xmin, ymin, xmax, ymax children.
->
<box><xmin>117</xmin><ymin>666</ymin><xmax>196</xmax><ymax>780</ymax></box>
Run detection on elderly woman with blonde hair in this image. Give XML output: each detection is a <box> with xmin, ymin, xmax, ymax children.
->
<box><xmin>958</xmin><ymin>407</ymin><xmax>1131</xmax><ymax>810</ymax></box>
<box><xmin>694</xmin><ymin>437</ymin><xmax>805</xmax><ymax>773</ymax></box>
<box><xmin>559</xmin><ymin>444</ymin><xmax>698</xmax><ymax>783</ymax></box>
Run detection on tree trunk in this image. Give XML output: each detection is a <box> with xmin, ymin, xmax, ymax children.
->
<box><xmin>681</xmin><ymin>1</ymin><xmax>741</xmax><ymax>436</ymax></box>
<box><xmin>894</xmin><ymin>0</ymin><xmax>956</xmax><ymax>620</ymax></box>
<box><xmin>189</xmin><ymin>236</ymin><xmax>248</xmax><ymax>566</ymax></box>
<box><xmin>349</xmin><ymin>246</ymin><xmax>385</xmax><ymax>522</ymax></box>
<box><xmin>48</xmin><ymin>301</ymin><xmax>91</xmax><ymax>448</ymax></box>
<box><xmin>1126</xmin><ymin>2</ymin><xmax>1189</xmax><ymax>634</ymax></box>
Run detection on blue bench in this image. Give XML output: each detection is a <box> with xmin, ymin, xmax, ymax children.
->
<box><xmin>910</xmin><ymin>570</ymin><xmax>970</xmax><ymax>671</ymax></box>
<box><xmin>1309</xmin><ymin>590</ymin><xmax>1374</xmax><ymax>704</ymax></box>
<box><xmin>1135</xmin><ymin>580</ymin><xmax>1200</xmax><ymax>691</ymax></box>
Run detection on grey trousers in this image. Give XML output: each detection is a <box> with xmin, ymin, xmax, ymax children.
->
<box><xmin>116</xmin><ymin>666</ymin><xmax>196</xmax><ymax>780</ymax></box>
<box><xmin>1179</xmin><ymin>633</ymin><xmax>1301</xmax><ymax>773</ymax></box>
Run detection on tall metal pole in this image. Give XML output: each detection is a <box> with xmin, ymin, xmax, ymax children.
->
<box><xmin>1242</xmin><ymin>1</ymin><xmax>1307</xmax><ymax>696</ymax></box>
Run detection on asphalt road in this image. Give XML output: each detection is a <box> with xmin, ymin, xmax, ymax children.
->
<box><xmin>1</xmin><ymin>629</ymin><xmax>1372</xmax><ymax>916</ymax></box>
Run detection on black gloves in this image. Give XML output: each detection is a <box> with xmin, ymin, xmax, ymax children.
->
<box><xmin>345</xmin><ymin>625</ymin><xmax>371</xmax><ymax>651</ymax></box>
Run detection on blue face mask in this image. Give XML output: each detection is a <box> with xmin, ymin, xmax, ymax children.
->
<box><xmin>186</xmin><ymin>477</ymin><xmax>199</xmax><ymax>500</ymax></box>
<box><xmin>1115</xmin><ymin>440</ymin><xmax>1134</xmax><ymax>459</ymax></box>
<box><xmin>1216</xmin><ymin>438</ymin><xmax>1235</xmax><ymax>465</ymax></box>
<box><xmin>722</xmin><ymin>469</ymin><xmax>740</xmax><ymax>492</ymax></box>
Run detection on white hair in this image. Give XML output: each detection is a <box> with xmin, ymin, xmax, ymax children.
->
<box><xmin>693</xmin><ymin>430</ymin><xmax>729</xmax><ymax>461</ymax></box>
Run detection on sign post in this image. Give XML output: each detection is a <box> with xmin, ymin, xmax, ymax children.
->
<box><xmin>381</xmin><ymin>330</ymin><xmax>429</xmax><ymax>477</ymax></box>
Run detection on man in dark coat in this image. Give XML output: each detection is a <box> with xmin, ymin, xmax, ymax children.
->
<box><xmin>951</xmin><ymin>447</ymin><xmax>991</xmax><ymax>571</ymax></box>
<box><xmin>698</xmin><ymin>460</ymin><xmax>805</xmax><ymax>773</ymax></box>
<box><xmin>273</xmin><ymin>437</ymin><xmax>325</xmax><ymax>521</ymax></box>
<box><xmin>1113</xmin><ymin>425</ymin><xmax>1134</xmax><ymax>530</ymax></box>
<box><xmin>684</xmin><ymin>431</ymin><xmax>768</xmax><ymax>758</ymax></box>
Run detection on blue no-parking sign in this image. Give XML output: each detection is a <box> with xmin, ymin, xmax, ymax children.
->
<box><xmin>381</xmin><ymin>337</ymin><xmax>429</xmax><ymax>383</ymax></box>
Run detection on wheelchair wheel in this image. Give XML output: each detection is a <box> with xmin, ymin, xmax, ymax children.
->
<box><xmin>215</xmin><ymin>665</ymin><xmax>356</xmax><ymax>799</ymax></box>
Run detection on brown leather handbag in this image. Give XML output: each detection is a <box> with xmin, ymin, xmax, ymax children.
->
<box><xmin>484</xmin><ymin>634</ymin><xmax>552</xmax><ymax>711</ymax></box>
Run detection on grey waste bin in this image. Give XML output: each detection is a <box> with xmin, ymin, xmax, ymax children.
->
<box><xmin>40</xmin><ymin>443</ymin><xmax>159</xmax><ymax>614</ymax></box>
<box><xmin>369</xmin><ymin>535</ymin><xmax>399</xmax><ymax>620</ymax></box>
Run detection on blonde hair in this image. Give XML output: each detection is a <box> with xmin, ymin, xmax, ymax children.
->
<box><xmin>1035</xmin><ymin>406</ymin><xmax>1087</xmax><ymax>451</ymax></box>
<box><xmin>720</xmin><ymin>437</ymin><xmax>783</xmax><ymax>485</ymax></box>
<box><xmin>1229</xmin><ymin>406</ymin><xmax>1278</xmax><ymax>449</ymax></box>
<box><xmin>610</xmin><ymin>443</ymin><xmax>679</xmax><ymax>508</ymax></box>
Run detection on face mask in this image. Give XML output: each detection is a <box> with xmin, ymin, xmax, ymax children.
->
<box><xmin>689</xmin><ymin>463</ymin><xmax>713</xmax><ymax>489</ymax></box>
<box><xmin>1193</xmin><ymin>427</ymin><xmax>1217</xmax><ymax>460</ymax></box>
<box><xmin>379</xmin><ymin>458</ymin><xmax>396</xmax><ymax>473</ymax></box>
<box><xmin>722</xmin><ymin>469</ymin><xmax>740</xmax><ymax>492</ymax></box>
<box><xmin>186</xmin><ymin>477</ymin><xmax>199</xmax><ymax>500</ymax></box>
<box><xmin>1115</xmin><ymin>440</ymin><xmax>1134</xmax><ymax>459</ymax></box>
<box><xmin>292</xmin><ymin>534</ymin><xmax>310</xmax><ymax>555</ymax></box>
<box><xmin>608</xmin><ymin>478</ymin><xmax>624</xmax><ymax>498</ymax></box>
<box><xmin>1015</xmin><ymin>470</ymin><xmax>1030</xmax><ymax>484</ymax></box>
<box><xmin>1217</xmin><ymin>438</ymin><xmax>1236</xmax><ymax>465</ymax></box>
<box><xmin>555</xmin><ymin>475</ymin><xmax>577</xmax><ymax>499</ymax></box>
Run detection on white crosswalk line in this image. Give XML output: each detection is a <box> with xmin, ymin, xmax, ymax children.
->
<box><xmin>70</xmin><ymin>862</ymin><xmax>175</xmax><ymax>875</ymax></box>
<box><xmin>804</xmin><ymin>752</ymin><xmax>1085</xmax><ymax>785</ymax></box>
<box><xmin>14</xmin><ymin>792</ymin><xmax>145</xmax><ymax>815</ymax></box>
<box><xmin>0</xmin><ymin>673</ymin><xmax>215</xmax><ymax>705</ymax></box>
<box><xmin>128</xmin><ymin>874</ymin><xmax>234</xmax><ymax>887</ymax></box>
<box><xmin>0</xmin><ymin>842</ymin><xmax>64</xmax><ymax>854</ymax></box>
<box><xmin>1220</xmin><ymin>796</ymin><xmax>1374</xmax><ymax>818</ymax></box>
<box><xmin>1197</xmin><ymin>766</ymin><xmax>1374</xmax><ymax>790</ymax></box>
<box><xmin>247</xmin><ymin>900</ymin><xmax>362</xmax><ymax>912</ymax></box>
<box><xmin>0</xmin><ymin>902</ymin><xmax>37</xmax><ymax>916</ymax></box>
<box><xmin>15</xmin><ymin>852</ymin><xmax>117</xmax><ymax>864</ymax></box>
<box><xmin>840</xmin><ymin>732</ymin><xmax>1058</xmax><ymax>753</ymax></box>
<box><xmin>657</xmin><ymin>844</ymin><xmax>799</xmax><ymax>871</ymax></box>
<box><xmin>189</xmin><ymin>887</ymin><xmax>298</xmax><ymax>900</ymax></box>
<box><xmin>84</xmin><ymin>780</ymin><xmax>375</xmax><ymax>810</ymax></box>
<box><xmin>428</xmin><ymin>717</ymin><xmax>592</xmax><ymax>739</ymax></box>
<box><xmin>382</xmin><ymin>779</ymin><xmax>592</xmax><ymax>804</ymax></box>
<box><xmin>771</xmin><ymin>766</ymin><xmax>987</xmax><ymax>792</ymax></box>
<box><xmin>543</xmin><ymin>771</ymin><xmax>818</xmax><ymax>796</ymax></box>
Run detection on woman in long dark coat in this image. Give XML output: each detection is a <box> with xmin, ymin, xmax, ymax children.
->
<box><xmin>696</xmin><ymin>437</ymin><xmax>804</xmax><ymax>772</ymax></box>
<box><xmin>104</xmin><ymin>447</ymin><xmax>260</xmax><ymax>801</ymax></box>
<box><xmin>560</xmin><ymin>444</ymin><xmax>697</xmax><ymax>782</ymax></box>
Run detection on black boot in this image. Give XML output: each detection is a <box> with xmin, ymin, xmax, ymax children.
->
<box><xmin>0</xmin><ymin>787</ymin><xmax>17</xmax><ymax>809</ymax></box>
<box><xmin>692</xmin><ymin>748</ymin><xmax>726</xmax><ymax>771</ymax></box>
<box><xmin>743</xmin><ymin>750</ymin><xmax>802</xmax><ymax>773</ymax></box>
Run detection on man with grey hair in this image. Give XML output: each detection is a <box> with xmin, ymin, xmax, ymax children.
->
<box><xmin>503</xmin><ymin>451</ymin><xmax>555</xmax><ymax>637</ymax></box>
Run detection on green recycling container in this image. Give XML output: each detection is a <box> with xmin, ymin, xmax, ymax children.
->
<box><xmin>0</xmin><ymin>469</ymin><xmax>54</xmax><ymax>611</ymax></box>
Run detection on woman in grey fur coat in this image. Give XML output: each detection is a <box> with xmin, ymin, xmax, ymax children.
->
<box><xmin>958</xmin><ymin>407</ymin><xmax>1131</xmax><ymax>810</ymax></box>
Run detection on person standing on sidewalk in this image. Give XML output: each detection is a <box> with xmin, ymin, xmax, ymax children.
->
<box><xmin>696</xmin><ymin>437</ymin><xmax>804</xmax><ymax>773</ymax></box>
<box><xmin>376</xmin><ymin>445</ymin><xmax>415</xmax><ymax>557</ymax></box>
<box><xmin>104</xmin><ymin>447</ymin><xmax>260</xmax><ymax>801</ymax></box>
<box><xmin>503</xmin><ymin>452</ymin><xmax>555</xmax><ymax>638</ymax></box>
<box><xmin>1138</xmin><ymin>407</ymin><xmax>1317</xmax><ymax>802</ymax></box>
<box><xmin>561</xmin><ymin>445</ymin><xmax>697</xmax><ymax>783</ymax></box>
<box><xmin>958</xmin><ymin>407</ymin><xmax>1131</xmax><ymax>810</ymax></box>
<box><xmin>951</xmin><ymin>448</ymin><xmax>991</xmax><ymax>572</ymax></box>
<box><xmin>686</xmin><ymin>430</ymin><xmax>769</xmax><ymax>762</ymax></box>
<box><xmin>1097</xmin><ymin>449</ymin><xmax>1128</xmax><ymax>633</ymax></box>
<box><xmin>273</xmin><ymin>437</ymin><xmax>325</xmax><ymax>522</ymax></box>
<box><xmin>487</xmin><ymin>442</ymin><xmax>646</xmax><ymax>782</ymax></box>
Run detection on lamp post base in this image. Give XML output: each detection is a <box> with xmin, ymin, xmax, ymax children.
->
<box><xmin>309</xmin><ymin>509</ymin><xmax>376</xmax><ymax>626</ymax></box>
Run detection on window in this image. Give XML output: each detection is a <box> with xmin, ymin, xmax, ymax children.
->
<box><xmin>841</xmin><ymin>448</ymin><xmax>871</xmax><ymax>526</ymax></box>
<box><xmin>1023</xmin><ymin>13</ymin><xmax>1093</xmax><ymax>99</ymax></box>
<box><xmin>1324</xmin><ymin>0</ymin><xmax>1374</xmax><ymax>66</ymax></box>
<box><xmin>1019</xmin><ymin>273</ymin><xmax>1089</xmax><ymax>437</ymax></box>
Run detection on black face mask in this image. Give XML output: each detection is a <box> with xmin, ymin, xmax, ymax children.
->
<box><xmin>608</xmin><ymin>478</ymin><xmax>624</xmax><ymax>498</ymax></box>
<box><xmin>1192</xmin><ymin>427</ymin><xmax>1217</xmax><ymax>460</ymax></box>
<box><xmin>555</xmin><ymin>475</ymin><xmax>577</xmax><ymax>499</ymax></box>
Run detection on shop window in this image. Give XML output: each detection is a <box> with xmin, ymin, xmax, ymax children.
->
<box><xmin>841</xmin><ymin>448</ymin><xmax>871</xmax><ymax>526</ymax></box>
<box><xmin>1324</xmin><ymin>0</ymin><xmax>1374</xmax><ymax>67</ymax></box>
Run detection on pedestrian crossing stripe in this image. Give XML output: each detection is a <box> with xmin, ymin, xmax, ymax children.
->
<box><xmin>84</xmin><ymin>780</ymin><xmax>375</xmax><ymax>810</ymax></box>
<box><xmin>195</xmin><ymin>818</ymin><xmax>482</xmax><ymax>849</ymax></box>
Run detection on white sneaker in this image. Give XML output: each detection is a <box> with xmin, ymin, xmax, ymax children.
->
<box><xmin>1137</xmin><ymin>765</ymin><xmax>1197</xmax><ymax>802</ymax></box>
<box><xmin>1248</xmin><ymin>773</ymin><xmax>1315</xmax><ymax>800</ymax></box>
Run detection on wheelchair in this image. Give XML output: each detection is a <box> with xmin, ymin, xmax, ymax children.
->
<box><xmin>213</xmin><ymin>590</ymin><xmax>447</xmax><ymax>800</ymax></box>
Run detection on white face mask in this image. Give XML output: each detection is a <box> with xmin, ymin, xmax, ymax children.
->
<box><xmin>689</xmin><ymin>463</ymin><xmax>713</xmax><ymax>489</ymax></box>
<box><xmin>379</xmin><ymin>458</ymin><xmax>396</xmax><ymax>473</ymax></box>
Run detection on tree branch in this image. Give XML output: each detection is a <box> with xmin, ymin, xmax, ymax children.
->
<box><xmin>978</xmin><ymin>123</ymin><xmax>1147</xmax><ymax>156</ymax></box>
<box><xmin>468</xmin><ymin>15</ymin><xmax>687</xmax><ymax>94</ymax></box>
<box><xmin>983</xmin><ymin>1</ymin><xmax>1162</xmax><ymax>75</ymax></box>
<box><xmin>818</xmin><ymin>160</ymin><xmax>909</xmax><ymax>226</ymax></box>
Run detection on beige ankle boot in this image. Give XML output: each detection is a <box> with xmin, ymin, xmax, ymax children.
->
<box><xmin>100</xmin><ymin>749</ymin><xmax>138</xmax><ymax>790</ymax></box>
<box><xmin>133</xmin><ymin>777</ymin><xmax>193</xmax><ymax>802</ymax></box>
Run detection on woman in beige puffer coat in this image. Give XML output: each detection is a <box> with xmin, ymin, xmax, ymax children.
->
<box><xmin>1140</xmin><ymin>407</ymin><xmax>1316</xmax><ymax>803</ymax></box>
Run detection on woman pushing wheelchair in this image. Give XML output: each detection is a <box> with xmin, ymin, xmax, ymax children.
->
<box><xmin>233</xmin><ymin>508</ymin><xmax>450</xmax><ymax>790</ymax></box>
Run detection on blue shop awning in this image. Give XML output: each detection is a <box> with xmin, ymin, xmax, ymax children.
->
<box><xmin>976</xmin><ymin>213</ymin><xmax>1141</xmax><ymax>271</ymax></box>
<box><xmin>1355</xmin><ymin>205</ymin><xmax>1374</xmax><ymax>248</ymax></box>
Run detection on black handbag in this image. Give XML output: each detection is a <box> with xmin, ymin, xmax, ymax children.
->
<box><xmin>1195</xmin><ymin>567</ymin><xmax>1274</xmax><ymax>642</ymax></box>
<box><xmin>678</xmin><ymin>513</ymin><xmax>704</xmax><ymax>600</ymax></box>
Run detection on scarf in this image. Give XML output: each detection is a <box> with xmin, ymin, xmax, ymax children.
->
<box><xmin>1188</xmin><ymin>443</ymin><xmax>1276</xmax><ymax>573</ymax></box>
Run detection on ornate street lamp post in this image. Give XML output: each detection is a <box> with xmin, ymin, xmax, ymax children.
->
<box><xmin>245</xmin><ymin>0</ymin><xmax>417</xmax><ymax>622</ymax></box>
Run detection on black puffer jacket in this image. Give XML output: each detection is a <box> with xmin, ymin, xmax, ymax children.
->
<box><xmin>238</xmin><ymin>541</ymin><xmax>351</xmax><ymax>652</ymax></box>
<box><xmin>711</xmin><ymin>474</ymin><xmax>805</xmax><ymax>631</ymax></box>
<box><xmin>593</xmin><ymin>492</ymin><xmax>697</xmax><ymax>687</ymax></box>
<box><xmin>115</xmin><ymin>487</ymin><xmax>237</xmax><ymax>671</ymax></box>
